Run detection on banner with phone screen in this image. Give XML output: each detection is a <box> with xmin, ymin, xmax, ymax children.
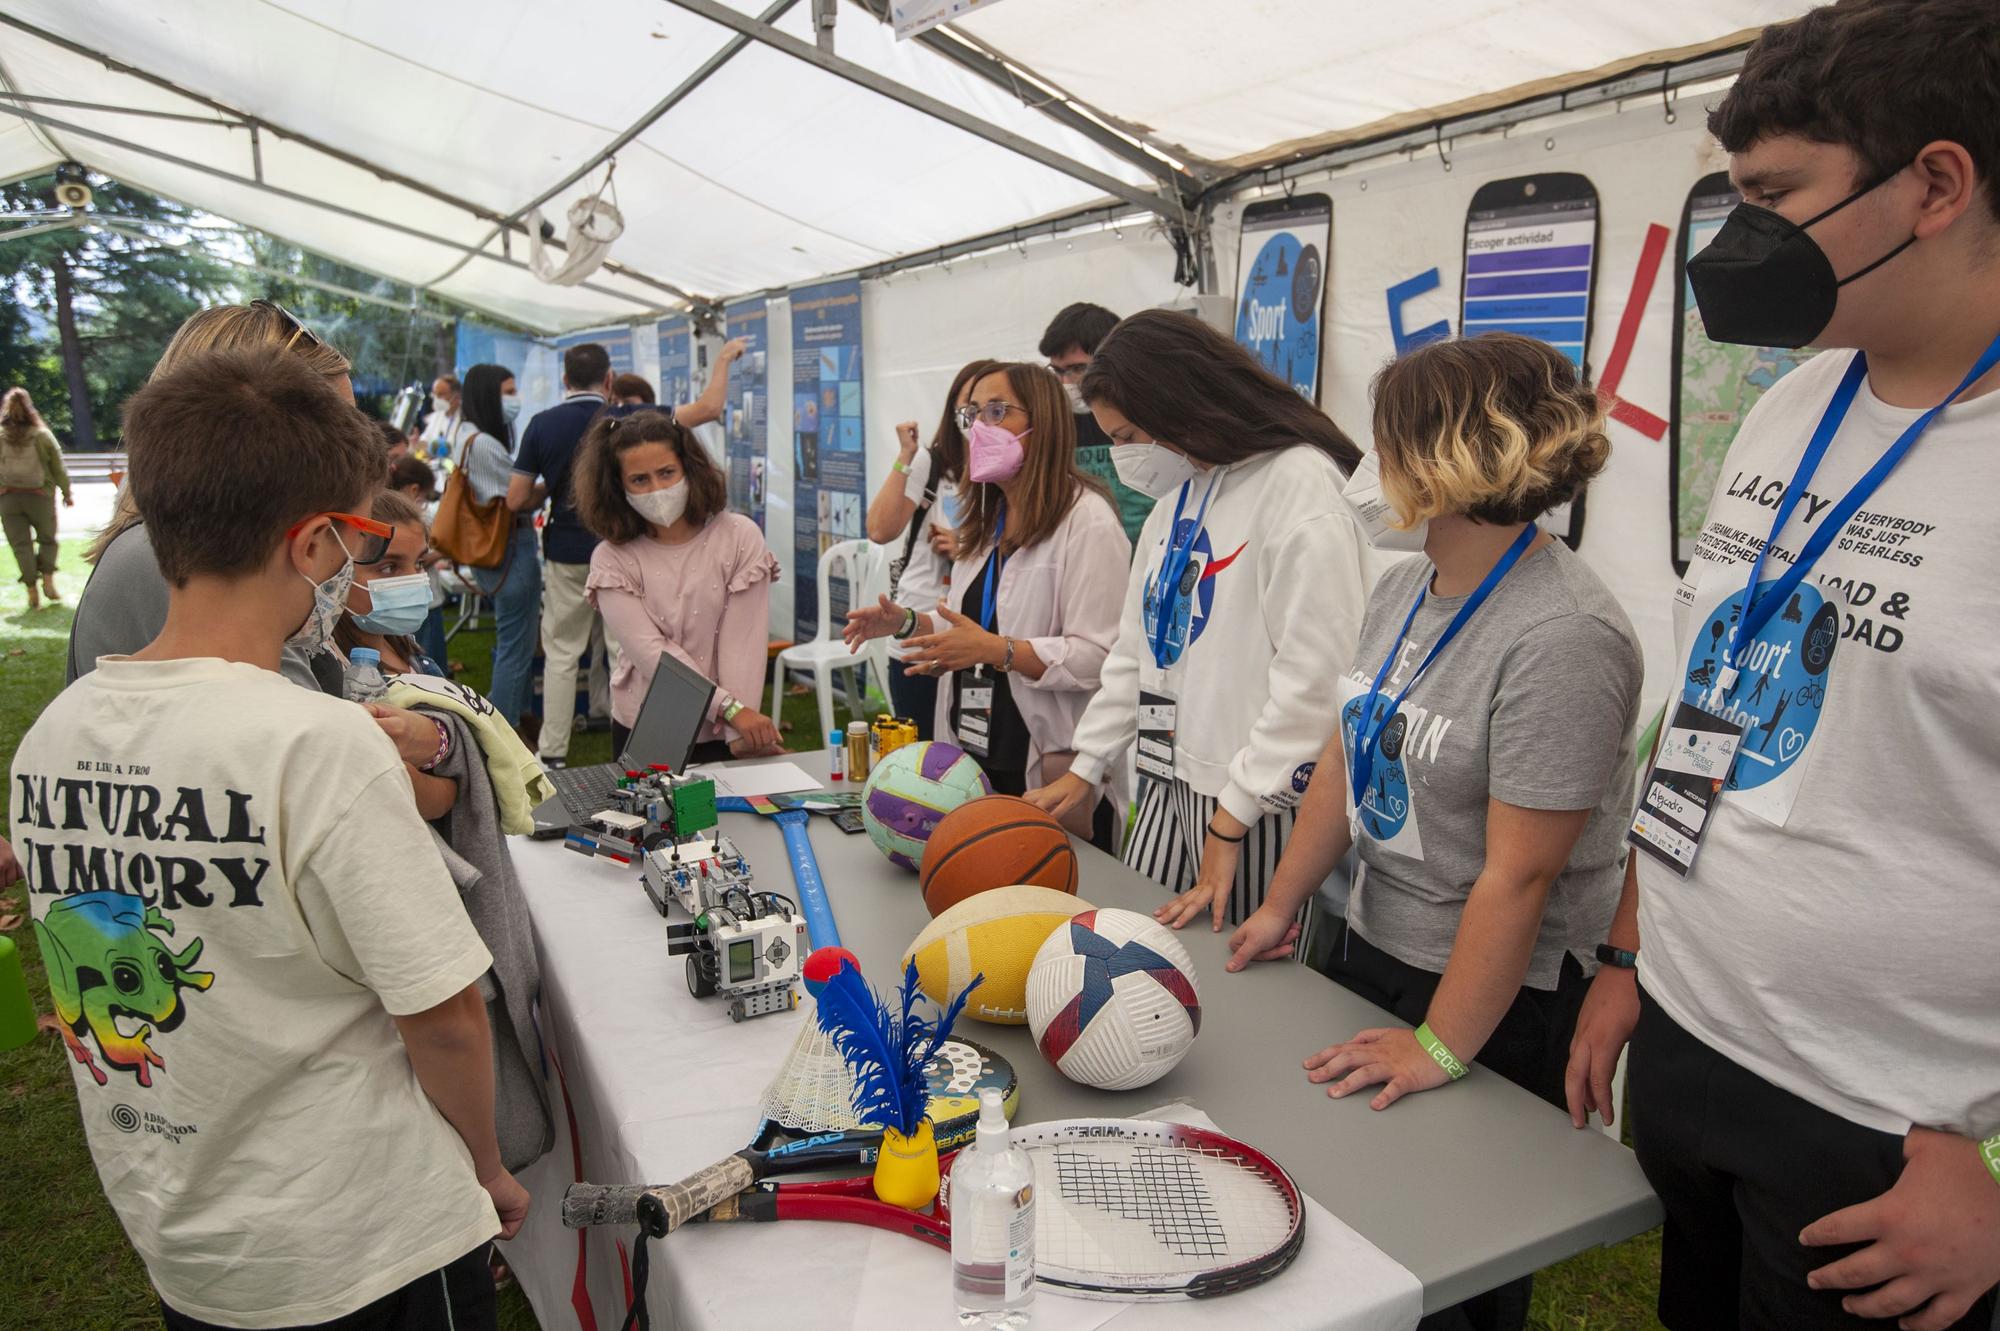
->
<box><xmin>1461</xmin><ymin>172</ymin><xmax>1598</xmax><ymax>548</ymax></box>
<box><xmin>1234</xmin><ymin>194</ymin><xmax>1331</xmax><ymax>403</ymax></box>
<box><xmin>1670</xmin><ymin>171</ymin><xmax>1819</xmax><ymax>575</ymax></box>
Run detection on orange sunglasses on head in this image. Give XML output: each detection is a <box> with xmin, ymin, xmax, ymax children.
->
<box><xmin>287</xmin><ymin>512</ymin><xmax>394</xmax><ymax>565</ymax></box>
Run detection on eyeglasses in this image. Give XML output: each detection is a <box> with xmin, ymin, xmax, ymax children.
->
<box><xmin>954</xmin><ymin>400</ymin><xmax>1025</xmax><ymax>431</ymax></box>
<box><xmin>251</xmin><ymin>298</ymin><xmax>325</xmax><ymax>352</ymax></box>
<box><xmin>1046</xmin><ymin>361</ymin><xmax>1089</xmax><ymax>384</ymax></box>
<box><xmin>287</xmin><ymin>511</ymin><xmax>395</xmax><ymax>565</ymax></box>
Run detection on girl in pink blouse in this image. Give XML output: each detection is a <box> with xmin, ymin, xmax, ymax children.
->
<box><xmin>573</xmin><ymin>410</ymin><xmax>783</xmax><ymax>763</ymax></box>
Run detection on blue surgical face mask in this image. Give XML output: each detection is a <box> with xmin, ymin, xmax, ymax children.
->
<box><xmin>500</xmin><ymin>393</ymin><xmax>522</xmax><ymax>425</ymax></box>
<box><xmin>348</xmin><ymin>572</ymin><xmax>432</xmax><ymax>637</ymax></box>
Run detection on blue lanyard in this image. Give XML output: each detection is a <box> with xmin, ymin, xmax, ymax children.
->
<box><xmin>1147</xmin><ymin>468</ymin><xmax>1222</xmax><ymax>668</ymax></box>
<box><xmin>978</xmin><ymin>506</ymin><xmax>1006</xmax><ymax>634</ymax></box>
<box><xmin>1723</xmin><ymin>331</ymin><xmax>2000</xmax><ymax>679</ymax></box>
<box><xmin>1348</xmin><ymin>523</ymin><xmax>1539</xmax><ymax>811</ymax></box>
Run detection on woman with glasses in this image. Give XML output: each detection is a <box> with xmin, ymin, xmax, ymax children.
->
<box><xmin>447</xmin><ymin>364</ymin><xmax>540</xmax><ymax>730</ymax></box>
<box><xmin>860</xmin><ymin>358</ymin><xmax>993</xmax><ymax>737</ymax></box>
<box><xmin>845</xmin><ymin>362</ymin><xmax>1130</xmax><ymax>849</ymax></box>
<box><xmin>1023</xmin><ymin>309</ymin><xmax>1379</xmax><ymax>946</ymax></box>
<box><xmin>69</xmin><ymin>302</ymin><xmax>359</xmax><ymax>693</ymax></box>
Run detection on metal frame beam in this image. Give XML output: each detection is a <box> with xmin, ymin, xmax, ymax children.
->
<box><xmin>0</xmin><ymin>13</ymin><xmax>696</xmax><ymax>303</ymax></box>
<box><xmin>849</xmin><ymin>0</ymin><xmax>1210</xmax><ymax>195</ymax></box>
<box><xmin>0</xmin><ymin>102</ymin><xmax>677</xmax><ymax>318</ymax></box>
<box><xmin>0</xmin><ymin>91</ymin><xmax>244</xmax><ymax>127</ymax></box>
<box><xmin>429</xmin><ymin>0</ymin><xmax>799</xmax><ymax>289</ymax></box>
<box><xmin>661</xmin><ymin>0</ymin><xmax>1168</xmax><ymax>218</ymax></box>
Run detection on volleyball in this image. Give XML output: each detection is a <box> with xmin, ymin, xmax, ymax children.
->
<box><xmin>860</xmin><ymin>741</ymin><xmax>992</xmax><ymax>871</ymax></box>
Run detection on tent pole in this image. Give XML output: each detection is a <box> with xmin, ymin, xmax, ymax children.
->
<box><xmin>0</xmin><ymin>217</ymin><xmax>80</xmax><ymax>243</ymax></box>
<box><xmin>0</xmin><ymin>91</ymin><xmax>245</xmax><ymax>128</ymax></box>
<box><xmin>0</xmin><ymin>102</ymin><xmax>674</xmax><ymax>315</ymax></box>
<box><xmin>660</xmin><ymin>0</ymin><xmax>1169</xmax><ymax>219</ymax></box>
<box><xmin>427</xmin><ymin>0</ymin><xmax>801</xmax><ymax>290</ymax></box>
<box><xmin>0</xmin><ymin>13</ymin><xmax>697</xmax><ymax>304</ymax></box>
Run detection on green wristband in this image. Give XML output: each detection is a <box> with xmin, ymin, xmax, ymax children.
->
<box><xmin>1982</xmin><ymin>1133</ymin><xmax>2000</xmax><ymax>1190</ymax></box>
<box><xmin>1414</xmin><ymin>1022</ymin><xmax>1468</xmax><ymax>1081</ymax></box>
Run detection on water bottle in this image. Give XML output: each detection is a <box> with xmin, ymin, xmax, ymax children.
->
<box><xmin>345</xmin><ymin>647</ymin><xmax>388</xmax><ymax>704</ymax></box>
<box><xmin>950</xmin><ymin>1087</ymin><xmax>1034</xmax><ymax>1327</ymax></box>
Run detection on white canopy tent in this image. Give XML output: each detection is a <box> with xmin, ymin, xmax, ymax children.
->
<box><xmin>0</xmin><ymin>0</ymin><xmax>1807</xmax><ymax>331</ymax></box>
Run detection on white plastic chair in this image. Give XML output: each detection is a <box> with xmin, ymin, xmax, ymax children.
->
<box><xmin>770</xmin><ymin>539</ymin><xmax>892</xmax><ymax>745</ymax></box>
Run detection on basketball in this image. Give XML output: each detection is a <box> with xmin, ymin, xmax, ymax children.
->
<box><xmin>1026</xmin><ymin>908</ymin><xmax>1202</xmax><ymax>1090</ymax></box>
<box><xmin>918</xmin><ymin>795</ymin><xmax>1078</xmax><ymax>917</ymax></box>
<box><xmin>860</xmin><ymin>742</ymin><xmax>992</xmax><ymax>871</ymax></box>
<box><xmin>903</xmin><ymin>885</ymin><xmax>1093</xmax><ymax>1025</ymax></box>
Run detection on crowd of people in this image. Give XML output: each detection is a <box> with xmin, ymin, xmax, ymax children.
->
<box><xmin>6</xmin><ymin>3</ymin><xmax>1998</xmax><ymax>1328</ymax></box>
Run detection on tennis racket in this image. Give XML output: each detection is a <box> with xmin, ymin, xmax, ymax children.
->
<box><xmin>563</xmin><ymin>1036</ymin><xmax>1016</xmax><ymax>1234</ymax></box>
<box><xmin>580</xmin><ymin>1118</ymin><xmax>1305</xmax><ymax>1302</ymax></box>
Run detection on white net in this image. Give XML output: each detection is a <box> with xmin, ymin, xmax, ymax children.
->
<box><xmin>757</xmin><ymin>998</ymin><xmax>865</xmax><ymax>1133</ymax></box>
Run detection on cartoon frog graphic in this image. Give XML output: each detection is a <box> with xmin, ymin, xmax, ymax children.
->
<box><xmin>33</xmin><ymin>891</ymin><xmax>214</xmax><ymax>1088</ymax></box>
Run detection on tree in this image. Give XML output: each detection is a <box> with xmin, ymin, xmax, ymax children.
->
<box><xmin>1</xmin><ymin>172</ymin><xmax>235</xmax><ymax>447</ymax></box>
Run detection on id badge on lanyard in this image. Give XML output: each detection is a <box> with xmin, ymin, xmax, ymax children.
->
<box><xmin>958</xmin><ymin>682</ymin><xmax>993</xmax><ymax>757</ymax></box>
<box><xmin>1136</xmin><ymin>690</ymin><xmax>1177</xmax><ymax>781</ymax></box>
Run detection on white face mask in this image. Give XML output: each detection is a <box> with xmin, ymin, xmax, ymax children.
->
<box><xmin>628</xmin><ymin>481</ymin><xmax>688</xmax><ymax>529</ymax></box>
<box><xmin>287</xmin><ymin>528</ymin><xmax>357</xmax><ymax>656</ymax></box>
<box><xmin>1340</xmin><ymin>450</ymin><xmax>1428</xmax><ymax>552</ymax></box>
<box><xmin>1111</xmin><ymin>440</ymin><xmax>1200</xmax><ymax>499</ymax></box>
<box><xmin>1063</xmin><ymin>381</ymin><xmax>1087</xmax><ymax>414</ymax></box>
<box><xmin>500</xmin><ymin>394</ymin><xmax>522</xmax><ymax>425</ymax></box>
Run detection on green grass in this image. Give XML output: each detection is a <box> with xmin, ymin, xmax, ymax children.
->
<box><xmin>0</xmin><ymin>547</ymin><xmax>1663</xmax><ymax>1330</ymax></box>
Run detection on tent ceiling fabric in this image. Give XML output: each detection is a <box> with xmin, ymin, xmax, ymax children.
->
<box><xmin>0</xmin><ymin>0</ymin><xmax>1804</xmax><ymax>332</ymax></box>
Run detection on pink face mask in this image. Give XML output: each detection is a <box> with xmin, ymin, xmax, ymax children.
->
<box><xmin>965</xmin><ymin>418</ymin><xmax>1030</xmax><ymax>483</ymax></box>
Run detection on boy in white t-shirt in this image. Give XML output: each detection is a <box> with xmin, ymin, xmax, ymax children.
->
<box><xmin>1562</xmin><ymin>3</ymin><xmax>2000</xmax><ymax>1328</ymax></box>
<box><xmin>14</xmin><ymin>346</ymin><xmax>525</xmax><ymax>1330</ymax></box>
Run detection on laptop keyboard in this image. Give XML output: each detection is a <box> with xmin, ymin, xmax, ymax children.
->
<box><xmin>548</xmin><ymin>763</ymin><xmax>623</xmax><ymax>824</ymax></box>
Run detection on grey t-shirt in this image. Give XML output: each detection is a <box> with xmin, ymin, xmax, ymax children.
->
<box><xmin>1338</xmin><ymin>538</ymin><xmax>1642</xmax><ymax>988</ymax></box>
<box><xmin>68</xmin><ymin>522</ymin><xmax>335</xmax><ymax>693</ymax></box>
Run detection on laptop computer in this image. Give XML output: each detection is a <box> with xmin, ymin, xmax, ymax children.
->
<box><xmin>529</xmin><ymin>652</ymin><xmax>716</xmax><ymax>837</ymax></box>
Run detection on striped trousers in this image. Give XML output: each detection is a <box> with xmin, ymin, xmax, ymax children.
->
<box><xmin>1122</xmin><ymin>777</ymin><xmax>1327</xmax><ymax>963</ymax></box>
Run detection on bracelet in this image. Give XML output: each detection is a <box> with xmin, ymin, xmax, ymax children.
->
<box><xmin>1414</xmin><ymin>1022</ymin><xmax>1469</xmax><ymax>1081</ymax></box>
<box><xmin>723</xmin><ymin>698</ymin><xmax>745</xmax><ymax>722</ymax></box>
<box><xmin>416</xmin><ymin>717</ymin><xmax>452</xmax><ymax>773</ymax></box>
<box><xmin>999</xmin><ymin>637</ymin><xmax>1016</xmax><ymax>673</ymax></box>
<box><xmin>892</xmin><ymin>456</ymin><xmax>912</xmax><ymax>475</ymax></box>
<box><xmin>1205</xmin><ymin>819</ymin><xmax>1246</xmax><ymax>844</ymax></box>
<box><xmin>894</xmin><ymin>607</ymin><xmax>918</xmax><ymax>640</ymax></box>
<box><xmin>1982</xmin><ymin>1134</ymin><xmax>2000</xmax><ymax>1191</ymax></box>
<box><xmin>1595</xmin><ymin>943</ymin><xmax>1638</xmax><ymax>970</ymax></box>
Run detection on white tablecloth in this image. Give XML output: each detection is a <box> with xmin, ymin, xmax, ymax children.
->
<box><xmin>500</xmin><ymin>834</ymin><xmax>1420</xmax><ymax>1330</ymax></box>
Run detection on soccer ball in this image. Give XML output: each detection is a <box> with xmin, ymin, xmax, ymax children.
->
<box><xmin>860</xmin><ymin>741</ymin><xmax>991</xmax><ymax>871</ymax></box>
<box><xmin>1026</xmin><ymin>908</ymin><xmax>1202</xmax><ymax>1090</ymax></box>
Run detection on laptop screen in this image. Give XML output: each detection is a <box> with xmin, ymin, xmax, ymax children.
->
<box><xmin>620</xmin><ymin>652</ymin><xmax>717</xmax><ymax>771</ymax></box>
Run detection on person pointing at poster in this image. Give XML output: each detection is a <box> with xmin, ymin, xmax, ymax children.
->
<box><xmin>1564</xmin><ymin>3</ymin><xmax>2000</xmax><ymax>1328</ymax></box>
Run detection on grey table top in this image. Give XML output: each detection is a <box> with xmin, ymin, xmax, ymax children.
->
<box><xmin>700</xmin><ymin>750</ymin><xmax>1660</xmax><ymax>1314</ymax></box>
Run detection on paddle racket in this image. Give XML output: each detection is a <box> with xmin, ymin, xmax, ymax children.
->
<box><xmin>563</xmin><ymin>1036</ymin><xmax>1015</xmax><ymax>1234</ymax></box>
<box><xmin>575</xmin><ymin>1117</ymin><xmax>1305</xmax><ymax>1302</ymax></box>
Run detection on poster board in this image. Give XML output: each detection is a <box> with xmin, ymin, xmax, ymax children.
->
<box><xmin>724</xmin><ymin>299</ymin><xmax>770</xmax><ymax>529</ymax></box>
<box><xmin>790</xmin><ymin>278</ymin><xmax>866</xmax><ymax>640</ymax></box>
<box><xmin>553</xmin><ymin>324</ymin><xmax>635</xmax><ymax>375</ymax></box>
<box><xmin>657</xmin><ymin>319</ymin><xmax>694</xmax><ymax>414</ymax></box>
<box><xmin>1233</xmin><ymin>194</ymin><xmax>1331</xmax><ymax>402</ymax></box>
<box><xmin>1671</xmin><ymin>171</ymin><xmax>1818</xmax><ymax>574</ymax></box>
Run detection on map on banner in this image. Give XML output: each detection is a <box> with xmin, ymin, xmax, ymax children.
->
<box><xmin>1672</xmin><ymin>173</ymin><xmax>1818</xmax><ymax>574</ymax></box>
<box><xmin>791</xmin><ymin>279</ymin><xmax>865</xmax><ymax>640</ymax></box>
<box><xmin>657</xmin><ymin>319</ymin><xmax>693</xmax><ymax>416</ymax></box>
<box><xmin>1233</xmin><ymin>194</ymin><xmax>1330</xmax><ymax>402</ymax></box>
<box><xmin>725</xmin><ymin>299</ymin><xmax>770</xmax><ymax>529</ymax></box>
<box><xmin>554</xmin><ymin>324</ymin><xmax>634</xmax><ymax>375</ymax></box>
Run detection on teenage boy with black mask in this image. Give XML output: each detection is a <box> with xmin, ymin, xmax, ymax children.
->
<box><xmin>1565</xmin><ymin>3</ymin><xmax>2000</xmax><ymax>1327</ymax></box>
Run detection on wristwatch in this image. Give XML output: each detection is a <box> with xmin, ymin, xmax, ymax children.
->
<box><xmin>1595</xmin><ymin>943</ymin><xmax>1638</xmax><ymax>970</ymax></box>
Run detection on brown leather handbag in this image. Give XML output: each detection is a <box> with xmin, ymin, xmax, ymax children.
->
<box><xmin>430</xmin><ymin>428</ymin><xmax>512</xmax><ymax>569</ymax></box>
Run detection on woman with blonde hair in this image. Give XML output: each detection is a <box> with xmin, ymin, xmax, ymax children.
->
<box><xmin>68</xmin><ymin>301</ymin><xmax>355</xmax><ymax>687</ymax></box>
<box><xmin>845</xmin><ymin>362</ymin><xmax>1131</xmax><ymax>849</ymax></box>
<box><xmin>0</xmin><ymin>387</ymin><xmax>71</xmax><ymax>609</ymax></box>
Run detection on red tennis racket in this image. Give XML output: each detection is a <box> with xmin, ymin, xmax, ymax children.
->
<box><xmin>572</xmin><ymin>1117</ymin><xmax>1305</xmax><ymax>1302</ymax></box>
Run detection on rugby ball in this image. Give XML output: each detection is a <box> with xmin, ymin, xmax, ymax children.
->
<box><xmin>902</xmin><ymin>884</ymin><xmax>1092</xmax><ymax>1025</ymax></box>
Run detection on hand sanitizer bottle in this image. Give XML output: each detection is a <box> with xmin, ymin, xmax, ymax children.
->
<box><xmin>950</xmin><ymin>1087</ymin><xmax>1034</xmax><ymax>1327</ymax></box>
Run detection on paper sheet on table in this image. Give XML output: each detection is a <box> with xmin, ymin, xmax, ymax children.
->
<box><xmin>692</xmin><ymin>760</ymin><xmax>823</xmax><ymax>798</ymax></box>
<box><xmin>854</xmin><ymin>1102</ymin><xmax>1423</xmax><ymax>1331</ymax></box>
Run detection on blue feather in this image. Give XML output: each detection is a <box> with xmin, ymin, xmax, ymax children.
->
<box><xmin>812</xmin><ymin>960</ymin><xmax>985</xmax><ymax>1136</ymax></box>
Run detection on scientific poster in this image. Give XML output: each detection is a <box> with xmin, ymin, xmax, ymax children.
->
<box><xmin>553</xmin><ymin>323</ymin><xmax>634</xmax><ymax>375</ymax></box>
<box><xmin>1671</xmin><ymin>172</ymin><xmax>1817</xmax><ymax>573</ymax></box>
<box><xmin>724</xmin><ymin>298</ymin><xmax>770</xmax><ymax>529</ymax></box>
<box><xmin>790</xmin><ymin>278</ymin><xmax>865</xmax><ymax>641</ymax></box>
<box><xmin>1233</xmin><ymin>194</ymin><xmax>1330</xmax><ymax>402</ymax></box>
<box><xmin>657</xmin><ymin>318</ymin><xmax>693</xmax><ymax>412</ymax></box>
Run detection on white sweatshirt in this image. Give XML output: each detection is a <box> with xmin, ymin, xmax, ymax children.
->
<box><xmin>1068</xmin><ymin>445</ymin><xmax>1382</xmax><ymax>825</ymax></box>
